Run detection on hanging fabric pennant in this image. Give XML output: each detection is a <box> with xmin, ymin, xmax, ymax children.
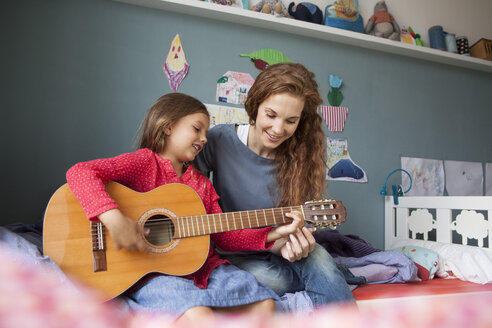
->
<box><xmin>318</xmin><ymin>105</ymin><xmax>348</xmax><ymax>132</ymax></box>
<box><xmin>163</xmin><ymin>34</ymin><xmax>189</xmax><ymax>92</ymax></box>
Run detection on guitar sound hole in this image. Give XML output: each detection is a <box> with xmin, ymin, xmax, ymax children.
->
<box><xmin>144</xmin><ymin>214</ymin><xmax>175</xmax><ymax>246</ymax></box>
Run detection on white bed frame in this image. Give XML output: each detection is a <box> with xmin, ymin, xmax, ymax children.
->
<box><xmin>357</xmin><ymin>196</ymin><xmax>492</xmax><ymax>310</ymax></box>
<box><xmin>384</xmin><ymin>196</ymin><xmax>492</xmax><ymax>251</ymax></box>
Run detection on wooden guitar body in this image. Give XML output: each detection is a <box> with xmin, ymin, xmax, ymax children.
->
<box><xmin>43</xmin><ymin>182</ymin><xmax>210</xmax><ymax>299</ymax></box>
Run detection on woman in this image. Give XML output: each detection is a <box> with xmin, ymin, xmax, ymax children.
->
<box><xmin>194</xmin><ymin>63</ymin><xmax>354</xmax><ymax>308</ymax></box>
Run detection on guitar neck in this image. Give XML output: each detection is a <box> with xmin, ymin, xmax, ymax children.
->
<box><xmin>174</xmin><ymin>205</ymin><xmax>303</xmax><ymax>238</ymax></box>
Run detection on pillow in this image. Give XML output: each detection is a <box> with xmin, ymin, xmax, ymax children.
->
<box><xmin>389</xmin><ymin>239</ymin><xmax>492</xmax><ymax>284</ymax></box>
<box><xmin>392</xmin><ymin>245</ymin><xmax>439</xmax><ymax>280</ymax></box>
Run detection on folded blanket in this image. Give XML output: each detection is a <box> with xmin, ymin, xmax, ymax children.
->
<box><xmin>314</xmin><ymin>229</ymin><xmax>381</xmax><ymax>258</ymax></box>
<box><xmin>334</xmin><ymin>251</ymin><xmax>418</xmax><ymax>284</ymax></box>
<box><xmin>0</xmin><ymin>227</ymin><xmax>74</xmax><ymax>287</ymax></box>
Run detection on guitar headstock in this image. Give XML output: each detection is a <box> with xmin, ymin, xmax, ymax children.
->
<box><xmin>301</xmin><ymin>199</ymin><xmax>346</xmax><ymax>230</ymax></box>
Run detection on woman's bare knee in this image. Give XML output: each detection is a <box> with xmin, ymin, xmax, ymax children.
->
<box><xmin>253</xmin><ymin>298</ymin><xmax>275</xmax><ymax>314</ymax></box>
<box><xmin>215</xmin><ymin>298</ymin><xmax>275</xmax><ymax>314</ymax></box>
<box><xmin>178</xmin><ymin>306</ymin><xmax>214</xmax><ymax>323</ymax></box>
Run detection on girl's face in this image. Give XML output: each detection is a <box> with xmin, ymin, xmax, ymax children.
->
<box><xmin>250</xmin><ymin>92</ymin><xmax>304</xmax><ymax>158</ymax></box>
<box><xmin>160</xmin><ymin>112</ymin><xmax>209</xmax><ymax>172</ymax></box>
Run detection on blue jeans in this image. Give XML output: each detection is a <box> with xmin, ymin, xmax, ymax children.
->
<box><xmin>223</xmin><ymin>243</ymin><xmax>354</xmax><ymax>307</ymax></box>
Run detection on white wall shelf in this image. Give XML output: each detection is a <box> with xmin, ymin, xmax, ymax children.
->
<box><xmin>114</xmin><ymin>0</ymin><xmax>492</xmax><ymax>74</ymax></box>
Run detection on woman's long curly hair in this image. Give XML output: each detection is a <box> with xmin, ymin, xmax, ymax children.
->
<box><xmin>244</xmin><ymin>63</ymin><xmax>326</xmax><ymax>207</ymax></box>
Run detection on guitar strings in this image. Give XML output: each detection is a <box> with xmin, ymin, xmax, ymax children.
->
<box><xmin>89</xmin><ymin>207</ymin><xmax>296</xmax><ymax>239</ymax></box>
<box><xmin>90</xmin><ymin>205</ymin><xmax>339</xmax><ymax>240</ymax></box>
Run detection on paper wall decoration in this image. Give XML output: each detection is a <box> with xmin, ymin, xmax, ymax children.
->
<box><xmin>486</xmin><ymin>163</ymin><xmax>492</xmax><ymax>196</ymax></box>
<box><xmin>320</xmin><ymin>74</ymin><xmax>348</xmax><ymax>131</ymax></box>
<box><xmin>318</xmin><ymin>105</ymin><xmax>348</xmax><ymax>132</ymax></box>
<box><xmin>163</xmin><ymin>34</ymin><xmax>189</xmax><ymax>92</ymax></box>
<box><xmin>326</xmin><ymin>138</ymin><xmax>367</xmax><ymax>182</ymax></box>
<box><xmin>401</xmin><ymin>157</ymin><xmax>444</xmax><ymax>196</ymax></box>
<box><xmin>444</xmin><ymin>160</ymin><xmax>483</xmax><ymax>196</ymax></box>
<box><xmin>240</xmin><ymin>49</ymin><xmax>292</xmax><ymax>71</ymax></box>
<box><xmin>205</xmin><ymin>104</ymin><xmax>249</xmax><ymax>128</ymax></box>
<box><xmin>328</xmin><ymin>74</ymin><xmax>344</xmax><ymax>107</ymax></box>
<box><xmin>216</xmin><ymin>71</ymin><xmax>255</xmax><ymax>105</ymax></box>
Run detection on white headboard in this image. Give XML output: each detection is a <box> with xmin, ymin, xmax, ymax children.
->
<box><xmin>384</xmin><ymin>196</ymin><xmax>492</xmax><ymax>251</ymax></box>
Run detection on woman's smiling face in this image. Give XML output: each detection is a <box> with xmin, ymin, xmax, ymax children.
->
<box><xmin>249</xmin><ymin>92</ymin><xmax>304</xmax><ymax>158</ymax></box>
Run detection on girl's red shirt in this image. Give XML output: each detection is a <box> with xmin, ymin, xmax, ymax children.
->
<box><xmin>66</xmin><ymin>148</ymin><xmax>273</xmax><ymax>289</ymax></box>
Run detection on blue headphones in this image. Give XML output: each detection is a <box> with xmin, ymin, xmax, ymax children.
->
<box><xmin>380</xmin><ymin>169</ymin><xmax>412</xmax><ymax>205</ymax></box>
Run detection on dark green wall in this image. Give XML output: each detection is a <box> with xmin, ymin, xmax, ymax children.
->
<box><xmin>1</xmin><ymin>0</ymin><xmax>491</xmax><ymax>248</ymax></box>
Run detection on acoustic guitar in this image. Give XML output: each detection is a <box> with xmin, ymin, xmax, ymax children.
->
<box><xmin>43</xmin><ymin>182</ymin><xmax>346</xmax><ymax>300</ymax></box>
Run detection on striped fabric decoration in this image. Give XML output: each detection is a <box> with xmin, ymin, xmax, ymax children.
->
<box><xmin>318</xmin><ymin>106</ymin><xmax>348</xmax><ymax>132</ymax></box>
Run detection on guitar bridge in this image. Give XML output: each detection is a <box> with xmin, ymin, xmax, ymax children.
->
<box><xmin>91</xmin><ymin>221</ymin><xmax>107</xmax><ymax>272</ymax></box>
<box><xmin>92</xmin><ymin>250</ymin><xmax>107</xmax><ymax>272</ymax></box>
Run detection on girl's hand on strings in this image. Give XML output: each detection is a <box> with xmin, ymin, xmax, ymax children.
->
<box><xmin>98</xmin><ymin>209</ymin><xmax>149</xmax><ymax>252</ymax></box>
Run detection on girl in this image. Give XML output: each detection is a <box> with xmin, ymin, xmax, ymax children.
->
<box><xmin>66</xmin><ymin>93</ymin><xmax>303</xmax><ymax>321</ymax></box>
<box><xmin>194</xmin><ymin>63</ymin><xmax>355</xmax><ymax>308</ymax></box>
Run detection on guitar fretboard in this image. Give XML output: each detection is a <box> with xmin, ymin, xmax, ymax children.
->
<box><xmin>174</xmin><ymin>205</ymin><xmax>302</xmax><ymax>238</ymax></box>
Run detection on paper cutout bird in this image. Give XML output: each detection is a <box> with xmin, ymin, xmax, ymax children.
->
<box><xmin>163</xmin><ymin>34</ymin><xmax>189</xmax><ymax>92</ymax></box>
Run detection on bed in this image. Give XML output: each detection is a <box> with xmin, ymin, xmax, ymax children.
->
<box><xmin>1</xmin><ymin>195</ymin><xmax>492</xmax><ymax>327</ymax></box>
<box><xmin>353</xmin><ymin>195</ymin><xmax>492</xmax><ymax>310</ymax></box>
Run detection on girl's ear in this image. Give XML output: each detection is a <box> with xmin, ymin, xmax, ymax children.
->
<box><xmin>164</xmin><ymin>126</ymin><xmax>171</xmax><ymax>136</ymax></box>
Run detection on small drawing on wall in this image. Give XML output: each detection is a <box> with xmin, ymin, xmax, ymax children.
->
<box><xmin>401</xmin><ymin>157</ymin><xmax>444</xmax><ymax>196</ymax></box>
<box><xmin>444</xmin><ymin>160</ymin><xmax>483</xmax><ymax>196</ymax></box>
<box><xmin>205</xmin><ymin>104</ymin><xmax>249</xmax><ymax>128</ymax></box>
<box><xmin>216</xmin><ymin>71</ymin><xmax>255</xmax><ymax>105</ymax></box>
<box><xmin>486</xmin><ymin>163</ymin><xmax>492</xmax><ymax>196</ymax></box>
<box><xmin>326</xmin><ymin>138</ymin><xmax>367</xmax><ymax>182</ymax></box>
<box><xmin>163</xmin><ymin>34</ymin><xmax>189</xmax><ymax>92</ymax></box>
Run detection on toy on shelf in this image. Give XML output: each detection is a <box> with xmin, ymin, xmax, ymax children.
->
<box><xmin>364</xmin><ymin>1</ymin><xmax>400</xmax><ymax>41</ymax></box>
<box><xmin>251</xmin><ymin>0</ymin><xmax>289</xmax><ymax>17</ymax></box>
<box><xmin>408</xmin><ymin>26</ymin><xmax>425</xmax><ymax>46</ymax></box>
<box><xmin>288</xmin><ymin>2</ymin><xmax>323</xmax><ymax>24</ymax></box>
<box><xmin>401</xmin><ymin>26</ymin><xmax>425</xmax><ymax>47</ymax></box>
<box><xmin>206</xmin><ymin>0</ymin><xmax>248</xmax><ymax>8</ymax></box>
<box><xmin>400</xmin><ymin>27</ymin><xmax>415</xmax><ymax>45</ymax></box>
<box><xmin>324</xmin><ymin>0</ymin><xmax>364</xmax><ymax>33</ymax></box>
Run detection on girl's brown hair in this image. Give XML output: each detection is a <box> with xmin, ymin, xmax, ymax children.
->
<box><xmin>138</xmin><ymin>93</ymin><xmax>209</xmax><ymax>153</ymax></box>
<box><xmin>244</xmin><ymin>63</ymin><xmax>326</xmax><ymax>207</ymax></box>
